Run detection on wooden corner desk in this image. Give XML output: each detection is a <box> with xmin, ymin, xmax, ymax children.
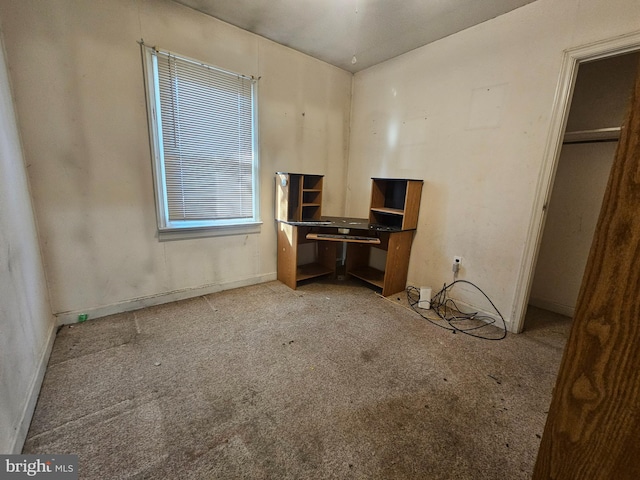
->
<box><xmin>276</xmin><ymin>216</ymin><xmax>416</xmax><ymax>297</ymax></box>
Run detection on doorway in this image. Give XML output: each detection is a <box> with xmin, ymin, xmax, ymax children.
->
<box><xmin>511</xmin><ymin>32</ymin><xmax>640</xmax><ymax>334</ymax></box>
<box><xmin>526</xmin><ymin>52</ymin><xmax>639</xmax><ymax>325</ymax></box>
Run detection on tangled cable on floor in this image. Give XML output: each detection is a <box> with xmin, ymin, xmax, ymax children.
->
<box><xmin>406</xmin><ymin>280</ymin><xmax>507</xmax><ymax>340</ymax></box>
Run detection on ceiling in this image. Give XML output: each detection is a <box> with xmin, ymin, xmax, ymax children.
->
<box><xmin>172</xmin><ymin>0</ymin><xmax>537</xmax><ymax>73</ymax></box>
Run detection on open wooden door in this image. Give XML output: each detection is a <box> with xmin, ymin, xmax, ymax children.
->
<box><xmin>533</xmin><ymin>59</ymin><xmax>640</xmax><ymax>478</ymax></box>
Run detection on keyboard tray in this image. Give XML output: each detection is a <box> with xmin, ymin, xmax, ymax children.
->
<box><xmin>305</xmin><ymin>233</ymin><xmax>381</xmax><ymax>244</ymax></box>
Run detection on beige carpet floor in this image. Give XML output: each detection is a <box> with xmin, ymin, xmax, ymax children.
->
<box><xmin>23</xmin><ymin>280</ymin><xmax>570</xmax><ymax>479</ymax></box>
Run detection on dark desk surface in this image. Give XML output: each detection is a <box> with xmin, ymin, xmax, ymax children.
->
<box><xmin>285</xmin><ymin>216</ymin><xmax>404</xmax><ymax>232</ymax></box>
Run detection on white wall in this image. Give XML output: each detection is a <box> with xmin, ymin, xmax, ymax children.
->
<box><xmin>0</xmin><ymin>0</ymin><xmax>352</xmax><ymax>322</ymax></box>
<box><xmin>347</xmin><ymin>0</ymin><xmax>640</xmax><ymax>330</ymax></box>
<box><xmin>529</xmin><ymin>143</ymin><xmax>615</xmax><ymax>316</ymax></box>
<box><xmin>565</xmin><ymin>53</ymin><xmax>639</xmax><ymax>132</ymax></box>
<box><xmin>0</xmin><ymin>30</ymin><xmax>55</xmax><ymax>453</ymax></box>
<box><xmin>529</xmin><ymin>53</ymin><xmax>638</xmax><ymax>316</ymax></box>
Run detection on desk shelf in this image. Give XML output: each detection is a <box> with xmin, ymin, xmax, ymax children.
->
<box><xmin>349</xmin><ymin>266</ymin><xmax>385</xmax><ymax>289</ymax></box>
<box><xmin>370</xmin><ymin>206</ymin><xmax>405</xmax><ymax>216</ymax></box>
<box><xmin>297</xmin><ymin>263</ymin><xmax>334</xmax><ymax>281</ymax></box>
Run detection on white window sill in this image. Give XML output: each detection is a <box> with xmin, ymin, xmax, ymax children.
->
<box><xmin>157</xmin><ymin>222</ymin><xmax>262</xmax><ymax>241</ymax></box>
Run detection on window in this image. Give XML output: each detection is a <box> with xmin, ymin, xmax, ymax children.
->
<box><xmin>142</xmin><ymin>46</ymin><xmax>260</xmax><ymax>238</ymax></box>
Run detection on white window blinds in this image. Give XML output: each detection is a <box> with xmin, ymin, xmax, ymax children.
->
<box><xmin>145</xmin><ymin>47</ymin><xmax>259</xmax><ymax>232</ymax></box>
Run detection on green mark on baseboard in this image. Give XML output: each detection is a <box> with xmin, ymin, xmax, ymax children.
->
<box><xmin>78</xmin><ymin>314</ymin><xmax>88</xmax><ymax>322</ymax></box>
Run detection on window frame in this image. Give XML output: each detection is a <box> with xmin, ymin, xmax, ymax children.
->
<box><xmin>141</xmin><ymin>45</ymin><xmax>261</xmax><ymax>240</ymax></box>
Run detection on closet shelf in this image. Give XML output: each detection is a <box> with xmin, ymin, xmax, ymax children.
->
<box><xmin>563</xmin><ymin>127</ymin><xmax>621</xmax><ymax>144</ymax></box>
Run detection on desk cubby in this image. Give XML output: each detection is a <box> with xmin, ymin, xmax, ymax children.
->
<box><xmin>277</xmin><ymin>222</ymin><xmax>336</xmax><ymax>289</ymax></box>
<box><xmin>346</xmin><ymin>230</ymin><xmax>415</xmax><ymax>296</ymax></box>
<box><xmin>369</xmin><ymin>178</ymin><xmax>423</xmax><ymax>230</ymax></box>
<box><xmin>276</xmin><ymin>173</ymin><xmax>323</xmax><ymax>222</ymax></box>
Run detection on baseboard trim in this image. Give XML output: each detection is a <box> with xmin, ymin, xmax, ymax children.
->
<box><xmin>54</xmin><ymin>273</ymin><xmax>278</xmax><ymax>325</ymax></box>
<box><xmin>528</xmin><ymin>297</ymin><xmax>575</xmax><ymax>318</ymax></box>
<box><xmin>10</xmin><ymin>319</ymin><xmax>56</xmax><ymax>454</ymax></box>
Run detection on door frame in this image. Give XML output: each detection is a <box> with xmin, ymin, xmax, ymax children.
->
<box><xmin>511</xmin><ymin>31</ymin><xmax>640</xmax><ymax>333</ymax></box>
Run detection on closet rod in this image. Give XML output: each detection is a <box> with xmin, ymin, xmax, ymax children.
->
<box><xmin>563</xmin><ymin>127</ymin><xmax>621</xmax><ymax>144</ymax></box>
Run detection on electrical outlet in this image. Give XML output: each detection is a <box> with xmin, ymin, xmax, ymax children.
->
<box><xmin>454</xmin><ymin>256</ymin><xmax>462</xmax><ymax>265</ymax></box>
